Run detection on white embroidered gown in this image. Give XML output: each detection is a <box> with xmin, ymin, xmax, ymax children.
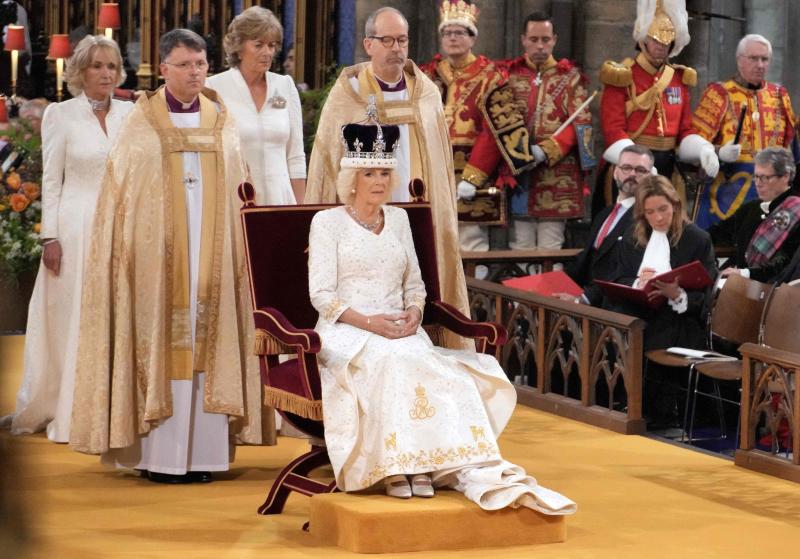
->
<box><xmin>309</xmin><ymin>205</ymin><xmax>576</xmax><ymax>514</ymax></box>
<box><xmin>206</xmin><ymin>69</ymin><xmax>306</xmax><ymax>205</ymax></box>
<box><xmin>4</xmin><ymin>95</ymin><xmax>133</xmax><ymax>442</ymax></box>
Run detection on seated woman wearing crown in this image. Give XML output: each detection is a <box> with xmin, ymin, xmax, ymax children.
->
<box><xmin>307</xmin><ymin>120</ymin><xmax>575</xmax><ymax>514</ymax></box>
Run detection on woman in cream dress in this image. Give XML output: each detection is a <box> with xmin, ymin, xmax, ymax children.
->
<box><xmin>2</xmin><ymin>36</ymin><xmax>133</xmax><ymax>442</ymax></box>
<box><xmin>308</xmin><ymin>121</ymin><xmax>575</xmax><ymax>514</ymax></box>
<box><xmin>207</xmin><ymin>6</ymin><xmax>305</xmax><ymax>205</ymax></box>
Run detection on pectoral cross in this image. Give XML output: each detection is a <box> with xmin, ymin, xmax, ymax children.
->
<box><xmin>533</xmin><ymin>72</ymin><xmax>542</xmax><ymax>87</ymax></box>
<box><xmin>184</xmin><ymin>171</ymin><xmax>199</xmax><ymax>189</ymax></box>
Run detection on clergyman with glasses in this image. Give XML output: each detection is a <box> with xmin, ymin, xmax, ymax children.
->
<box><xmin>710</xmin><ymin>146</ymin><xmax>800</xmax><ymax>283</ymax></box>
<box><xmin>558</xmin><ymin>145</ymin><xmax>655</xmax><ymax>306</ymax></box>
<box><xmin>305</xmin><ymin>6</ymin><xmax>470</xmax><ymax>348</ymax></box>
<box><xmin>69</xmin><ymin>29</ymin><xmax>273</xmax><ymax>483</ymax></box>
<box><xmin>692</xmin><ymin>34</ymin><xmax>796</xmax><ymax>229</ymax></box>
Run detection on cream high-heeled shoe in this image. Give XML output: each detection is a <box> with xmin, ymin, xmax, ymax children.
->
<box><xmin>384</xmin><ymin>474</ymin><xmax>412</xmax><ymax>499</ymax></box>
<box><xmin>410</xmin><ymin>473</ymin><xmax>434</xmax><ymax>498</ymax></box>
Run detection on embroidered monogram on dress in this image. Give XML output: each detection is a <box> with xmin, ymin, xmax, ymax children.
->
<box><xmin>409</xmin><ymin>383</ymin><xmax>436</xmax><ymax>420</ymax></box>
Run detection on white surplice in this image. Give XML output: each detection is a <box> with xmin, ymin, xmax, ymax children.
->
<box><xmin>102</xmin><ymin>108</ymin><xmax>229</xmax><ymax>475</ymax></box>
<box><xmin>2</xmin><ymin>95</ymin><xmax>133</xmax><ymax>442</ymax></box>
<box><xmin>207</xmin><ymin>69</ymin><xmax>305</xmax><ymax>205</ymax></box>
<box><xmin>309</xmin><ymin>205</ymin><xmax>576</xmax><ymax>515</ymax></box>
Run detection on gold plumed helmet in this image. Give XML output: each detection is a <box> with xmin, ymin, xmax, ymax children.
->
<box><xmin>633</xmin><ymin>0</ymin><xmax>690</xmax><ymax>57</ymax></box>
<box><xmin>438</xmin><ymin>0</ymin><xmax>479</xmax><ymax>37</ymax></box>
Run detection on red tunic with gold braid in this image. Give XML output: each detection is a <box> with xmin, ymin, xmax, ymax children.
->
<box><xmin>600</xmin><ymin>53</ymin><xmax>697</xmax><ymax>152</ymax></box>
<box><xmin>420</xmin><ymin>53</ymin><xmax>504</xmax><ymax>185</ymax></box>
<box><xmin>692</xmin><ymin>78</ymin><xmax>795</xmax><ymax>161</ymax></box>
<box><xmin>465</xmin><ymin>54</ymin><xmax>591</xmax><ymax>219</ymax></box>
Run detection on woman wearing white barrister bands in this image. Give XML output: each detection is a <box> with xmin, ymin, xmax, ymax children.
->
<box><xmin>206</xmin><ymin>6</ymin><xmax>305</xmax><ymax>204</ymax></box>
<box><xmin>2</xmin><ymin>36</ymin><xmax>132</xmax><ymax>442</ymax></box>
<box><xmin>308</xmin><ymin>119</ymin><xmax>576</xmax><ymax>514</ymax></box>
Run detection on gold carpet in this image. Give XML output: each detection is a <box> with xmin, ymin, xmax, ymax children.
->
<box><xmin>2</xmin><ymin>334</ymin><xmax>800</xmax><ymax>558</ymax></box>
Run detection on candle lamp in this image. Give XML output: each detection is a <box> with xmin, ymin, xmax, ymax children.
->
<box><xmin>4</xmin><ymin>25</ymin><xmax>25</xmax><ymax>97</ymax></box>
<box><xmin>48</xmin><ymin>34</ymin><xmax>72</xmax><ymax>102</ymax></box>
<box><xmin>98</xmin><ymin>3</ymin><xmax>121</xmax><ymax>40</ymax></box>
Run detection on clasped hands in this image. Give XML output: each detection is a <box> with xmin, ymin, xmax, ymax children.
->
<box><xmin>365</xmin><ymin>307</ymin><xmax>422</xmax><ymax>339</ymax></box>
<box><xmin>637</xmin><ymin>267</ymin><xmax>682</xmax><ymax>301</ymax></box>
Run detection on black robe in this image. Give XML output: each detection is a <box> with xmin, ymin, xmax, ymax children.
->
<box><xmin>709</xmin><ymin>188</ymin><xmax>800</xmax><ymax>283</ymax></box>
<box><xmin>612</xmin><ymin>223</ymin><xmax>717</xmax><ymax>351</ymax></box>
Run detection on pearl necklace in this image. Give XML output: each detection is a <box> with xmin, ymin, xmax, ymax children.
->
<box><xmin>346</xmin><ymin>205</ymin><xmax>383</xmax><ymax>232</ymax></box>
<box><xmin>88</xmin><ymin>96</ymin><xmax>110</xmax><ymax>112</ymax></box>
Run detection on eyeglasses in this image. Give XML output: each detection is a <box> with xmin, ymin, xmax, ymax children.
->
<box><xmin>368</xmin><ymin>35</ymin><xmax>409</xmax><ymax>48</ymax></box>
<box><xmin>441</xmin><ymin>30</ymin><xmax>469</xmax><ymax>39</ymax></box>
<box><xmin>618</xmin><ymin>164</ymin><xmax>651</xmax><ymax>176</ymax></box>
<box><xmin>753</xmin><ymin>173</ymin><xmax>785</xmax><ymax>183</ymax></box>
<box><xmin>163</xmin><ymin>60</ymin><xmax>209</xmax><ymax>71</ymax></box>
<box><xmin>740</xmin><ymin>55</ymin><xmax>770</xmax><ymax>64</ymax></box>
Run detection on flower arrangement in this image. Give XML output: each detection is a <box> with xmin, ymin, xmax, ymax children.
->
<box><xmin>0</xmin><ymin>116</ymin><xmax>43</xmax><ymax>280</ymax></box>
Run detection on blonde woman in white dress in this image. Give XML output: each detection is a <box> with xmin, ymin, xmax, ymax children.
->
<box><xmin>2</xmin><ymin>36</ymin><xmax>133</xmax><ymax>442</ymax></box>
<box><xmin>308</xmin><ymin>121</ymin><xmax>575</xmax><ymax>515</ymax></box>
<box><xmin>207</xmin><ymin>6</ymin><xmax>306</xmax><ymax>204</ymax></box>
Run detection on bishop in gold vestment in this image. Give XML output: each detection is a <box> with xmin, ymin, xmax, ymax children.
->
<box><xmin>69</xmin><ymin>31</ymin><xmax>273</xmax><ymax>481</ymax></box>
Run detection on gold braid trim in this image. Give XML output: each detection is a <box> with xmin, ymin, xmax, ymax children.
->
<box><xmin>254</xmin><ymin>328</ymin><xmax>294</xmax><ymax>356</ymax></box>
<box><xmin>599</xmin><ymin>59</ymin><xmax>634</xmax><ymax>88</ymax></box>
<box><xmin>263</xmin><ymin>387</ymin><xmax>323</xmax><ymax>421</ymax></box>
<box><xmin>673</xmin><ymin>64</ymin><xmax>697</xmax><ymax>87</ymax></box>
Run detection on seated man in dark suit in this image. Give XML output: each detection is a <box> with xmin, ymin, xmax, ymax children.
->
<box><xmin>559</xmin><ymin>145</ymin><xmax>655</xmax><ymax>305</ymax></box>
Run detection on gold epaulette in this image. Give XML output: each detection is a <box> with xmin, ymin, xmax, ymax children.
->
<box><xmin>672</xmin><ymin>64</ymin><xmax>697</xmax><ymax>87</ymax></box>
<box><xmin>599</xmin><ymin>58</ymin><xmax>634</xmax><ymax>87</ymax></box>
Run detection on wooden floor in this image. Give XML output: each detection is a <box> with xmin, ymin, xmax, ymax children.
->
<box><xmin>2</xmin><ymin>334</ymin><xmax>800</xmax><ymax>558</ymax></box>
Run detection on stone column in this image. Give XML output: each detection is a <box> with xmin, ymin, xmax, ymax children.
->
<box><xmin>745</xmin><ymin>0</ymin><xmax>788</xmax><ymax>85</ymax></box>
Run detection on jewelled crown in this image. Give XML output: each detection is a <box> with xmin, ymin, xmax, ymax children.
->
<box><xmin>340</xmin><ymin>123</ymin><xmax>400</xmax><ymax>169</ymax></box>
<box><xmin>438</xmin><ymin>0</ymin><xmax>478</xmax><ymax>36</ymax></box>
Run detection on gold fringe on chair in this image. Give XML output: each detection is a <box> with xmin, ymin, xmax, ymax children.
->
<box><xmin>264</xmin><ymin>386</ymin><xmax>323</xmax><ymax>421</ymax></box>
<box><xmin>424</xmin><ymin>325</ymin><xmax>446</xmax><ymax>347</ymax></box>
<box><xmin>254</xmin><ymin>328</ymin><xmax>294</xmax><ymax>355</ymax></box>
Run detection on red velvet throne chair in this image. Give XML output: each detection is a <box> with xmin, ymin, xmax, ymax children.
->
<box><xmin>237</xmin><ymin>180</ymin><xmax>508</xmax><ymax>515</ymax></box>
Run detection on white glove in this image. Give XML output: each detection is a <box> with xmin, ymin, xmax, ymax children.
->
<box><xmin>699</xmin><ymin>144</ymin><xmax>719</xmax><ymax>178</ymax></box>
<box><xmin>718</xmin><ymin>141</ymin><xmax>742</xmax><ymax>163</ymax></box>
<box><xmin>678</xmin><ymin>134</ymin><xmax>719</xmax><ymax>178</ymax></box>
<box><xmin>602</xmin><ymin>138</ymin><xmax>635</xmax><ymax>165</ymax></box>
<box><xmin>456</xmin><ymin>180</ymin><xmax>477</xmax><ymax>200</ymax></box>
<box><xmin>531</xmin><ymin>144</ymin><xmax>547</xmax><ymax>165</ymax></box>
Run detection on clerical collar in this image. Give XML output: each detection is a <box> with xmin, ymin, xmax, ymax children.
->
<box><xmin>165</xmin><ymin>87</ymin><xmax>200</xmax><ymax>113</ymax></box>
<box><xmin>375</xmin><ymin>74</ymin><xmax>406</xmax><ymax>92</ymax></box>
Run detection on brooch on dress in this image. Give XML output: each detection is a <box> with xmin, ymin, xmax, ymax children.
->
<box><xmin>772</xmin><ymin>209</ymin><xmax>792</xmax><ymax>230</ymax></box>
<box><xmin>268</xmin><ymin>95</ymin><xmax>287</xmax><ymax>109</ymax></box>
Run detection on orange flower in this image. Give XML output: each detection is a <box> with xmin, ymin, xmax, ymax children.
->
<box><xmin>33</xmin><ymin>223</ymin><xmax>41</xmax><ymax>233</ymax></box>
<box><xmin>21</xmin><ymin>182</ymin><xmax>39</xmax><ymax>200</ymax></box>
<box><xmin>6</xmin><ymin>171</ymin><xmax>21</xmax><ymax>191</ymax></box>
<box><xmin>9</xmin><ymin>192</ymin><xmax>29</xmax><ymax>212</ymax></box>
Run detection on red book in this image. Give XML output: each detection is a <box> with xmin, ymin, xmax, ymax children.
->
<box><xmin>595</xmin><ymin>260</ymin><xmax>713</xmax><ymax>309</ymax></box>
<box><xmin>502</xmin><ymin>270</ymin><xmax>583</xmax><ymax>297</ymax></box>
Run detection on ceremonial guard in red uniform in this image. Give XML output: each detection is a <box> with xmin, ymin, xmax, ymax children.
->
<box><xmin>460</xmin><ymin>11</ymin><xmax>595</xmax><ymax>252</ymax></box>
<box><xmin>420</xmin><ymin>1</ymin><xmax>504</xmax><ymax>278</ymax></box>
<box><xmin>692</xmin><ymin>34</ymin><xmax>796</xmax><ymax>229</ymax></box>
<box><xmin>596</xmin><ymin>0</ymin><xmax>719</xmax><ymax>216</ymax></box>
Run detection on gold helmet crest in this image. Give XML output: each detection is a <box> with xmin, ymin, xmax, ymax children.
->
<box><xmin>633</xmin><ymin>0</ymin><xmax>690</xmax><ymax>57</ymax></box>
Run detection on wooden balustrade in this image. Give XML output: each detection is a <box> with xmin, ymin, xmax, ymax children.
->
<box><xmin>736</xmin><ymin>343</ymin><xmax>800</xmax><ymax>483</ymax></box>
<box><xmin>466</xmin><ymin>278</ymin><xmax>646</xmax><ymax>434</ymax></box>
